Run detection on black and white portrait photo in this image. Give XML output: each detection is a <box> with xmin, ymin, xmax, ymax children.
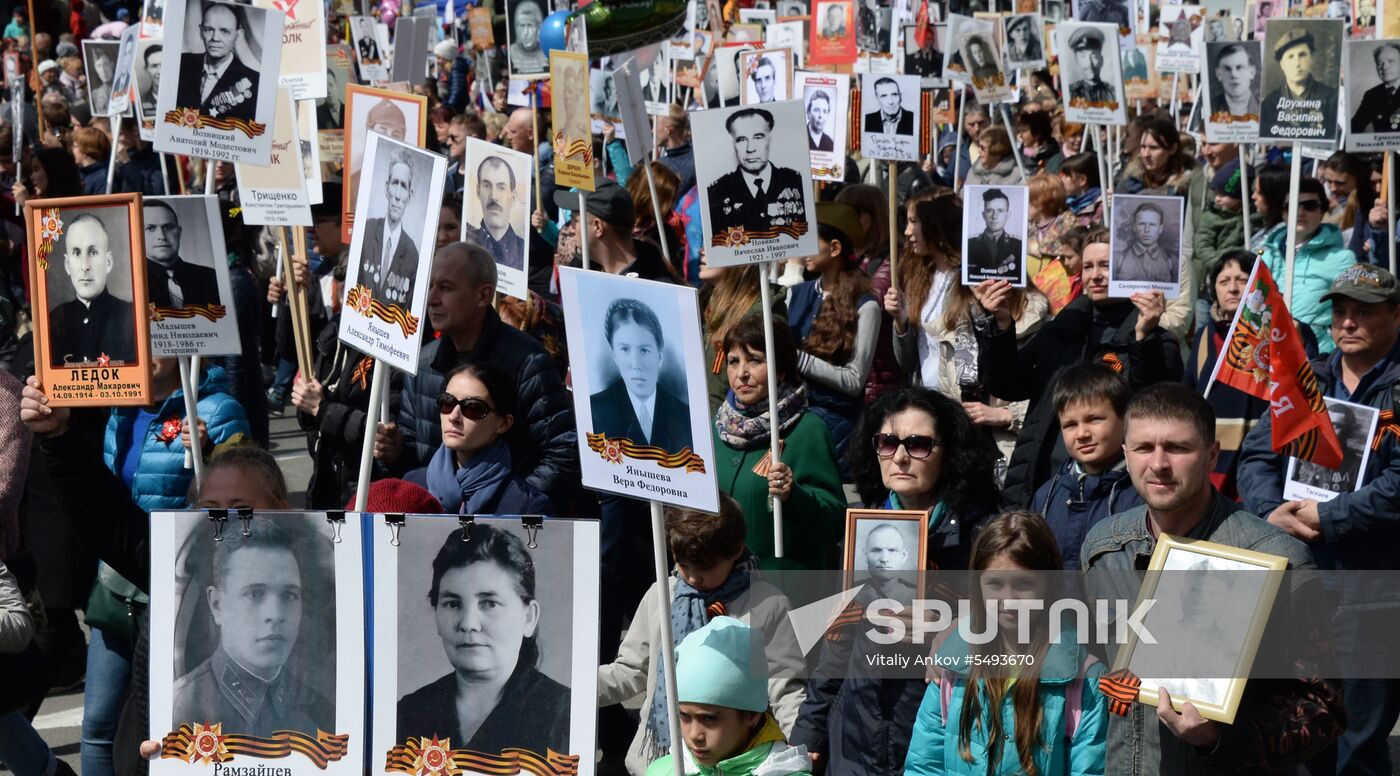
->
<box><xmin>804</xmin><ymin>85</ymin><xmax>835</xmax><ymax>151</ymax></box>
<box><xmin>1108</xmin><ymin>194</ymin><xmax>1184</xmax><ymax>298</ymax></box>
<box><xmin>797</xmin><ymin>70</ymin><xmax>849</xmax><ymax>181</ymax></box>
<box><xmin>1286</xmin><ymin>398</ymin><xmax>1380</xmax><ymax>501</ymax></box>
<box><xmin>146</xmin><ymin>195</ymin><xmax>241</xmax><ymax>357</ymax></box>
<box><xmin>44</xmin><ymin>208</ymin><xmax>139</xmax><ymax>368</ymax></box>
<box><xmin>1203</xmin><ymin>41</ymin><xmax>1261</xmax><ymax>142</ymax></box>
<box><xmin>153</xmin><ymin>0</ymin><xmax>283</xmax><ymax>164</ymax></box>
<box><xmin>855</xmin><ymin>0</ymin><xmax>890</xmax><ymax>52</ymax></box>
<box><xmin>903</xmin><ymin>25</ymin><xmax>946</xmax><ymax>86</ymax></box>
<box><xmin>149</xmin><ymin>511</ymin><xmax>364</xmax><ymax>776</ymax></box>
<box><xmin>135</xmin><ymin>38</ymin><xmax>163</xmax><ymax>138</ymax></box>
<box><xmin>318</xmin><ymin>45</ymin><xmax>350</xmax><ymax>130</ymax></box>
<box><xmin>1345</xmin><ymin>39</ymin><xmax>1400</xmax><ymax>152</ymax></box>
<box><xmin>1074</xmin><ymin>0</ymin><xmax>1132</xmax><ymax>34</ymax></box>
<box><xmin>859</xmin><ymin>73</ymin><xmax>921</xmax><ymax>161</ymax></box>
<box><xmin>1054</xmin><ymin>22</ymin><xmax>1127</xmax><ymax>125</ymax></box>
<box><xmin>962</xmin><ymin>184</ymin><xmax>1029</xmax><ymax>286</ymax></box>
<box><xmin>740</xmin><ymin>48</ymin><xmax>791</xmax><ymax>104</ymax></box>
<box><xmin>82</xmin><ymin>40</ymin><xmax>120</xmax><ymax>117</ymax></box>
<box><xmin>590</xmin><ymin>64</ymin><xmax>621</xmax><ymax>119</ymax></box>
<box><xmin>818</xmin><ymin>0</ymin><xmax>849</xmax><ymax>38</ymax></box>
<box><xmin>339</xmin><ymin>133</ymin><xmax>446</xmax><ymax>374</ymax></box>
<box><xmin>1005</xmin><ymin>13</ymin><xmax>1046</xmax><ymax>69</ymax></box>
<box><xmin>1259</xmin><ymin>18</ymin><xmax>1342</xmax><ymax>143</ymax></box>
<box><xmin>778</xmin><ymin>0</ymin><xmax>807</xmax><ymax>15</ymax></box>
<box><xmin>507</xmin><ymin>0</ymin><xmax>550</xmax><ymax>77</ymax></box>
<box><xmin>141</xmin><ymin>0</ymin><xmax>165</xmax><ymax>37</ymax></box>
<box><xmin>557</xmin><ymin>268</ymin><xmax>720</xmax><ymax>511</ymax></box>
<box><xmin>1157</xmin><ymin>5</ymin><xmax>1204</xmax><ymax>74</ymax></box>
<box><xmin>371</xmin><ymin>516</ymin><xmax>599</xmax><ymax>773</ymax></box>
<box><xmin>694</xmin><ymin>100</ymin><xmax>819</xmax><ymax>266</ymax></box>
<box><xmin>463</xmin><ymin>138</ymin><xmax>532</xmax><ymax>301</ymax></box>
<box><xmin>843</xmin><ymin>510</ymin><xmax>928</xmax><ymax>595</ymax></box>
<box><xmin>350</xmin><ymin>15</ymin><xmax>387</xmax><ymax>81</ymax></box>
<box><xmin>959</xmin><ymin>30</ymin><xmax>1012</xmax><ymax>102</ymax></box>
<box><xmin>107</xmin><ymin>26</ymin><xmax>139</xmax><ymax>117</ymax></box>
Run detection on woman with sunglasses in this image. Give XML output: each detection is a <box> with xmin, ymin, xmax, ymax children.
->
<box><xmin>1257</xmin><ymin>177</ymin><xmax>1357</xmax><ymax>352</ymax></box>
<box><xmin>407</xmin><ymin>363</ymin><xmax>552</xmax><ymax>515</ymax></box>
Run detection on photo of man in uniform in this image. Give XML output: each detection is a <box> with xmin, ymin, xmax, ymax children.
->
<box><xmin>855</xmin><ymin>522</ymin><xmax>917</xmax><ymax>598</ymax></box>
<box><xmin>318</xmin><ymin>62</ymin><xmax>344</xmax><ymax>129</ymax></box>
<box><xmin>356</xmin><ymin>17</ymin><xmax>381</xmax><ymax>63</ymax></box>
<box><xmin>144</xmin><ymin>200</ymin><xmax>220</xmax><ymax>309</ymax></box>
<box><xmin>174</xmin><ymin>1</ymin><xmax>260</xmax><ymax>121</ymax></box>
<box><xmin>862</xmin><ymin>76</ymin><xmax>914</xmax><ymax>134</ymax></box>
<box><xmin>467</xmin><ymin>156</ymin><xmax>525</xmax><ymax>271</ymax></box>
<box><xmin>1210</xmin><ymin>42</ymin><xmax>1261</xmax><ymax>117</ymax></box>
<box><xmin>805</xmin><ymin>88</ymin><xmax>834</xmax><ymax>150</ymax></box>
<box><xmin>904</xmin><ymin>25</ymin><xmax>944</xmax><ymax>78</ymax></box>
<box><xmin>1350</xmin><ymin>42</ymin><xmax>1400</xmax><ymax>134</ymax></box>
<box><xmin>139</xmin><ymin>43</ymin><xmax>162</xmax><ymax>116</ymax></box>
<box><xmin>1260</xmin><ymin>26</ymin><xmax>1339</xmax><ymax>136</ymax></box>
<box><xmin>1294</xmin><ymin>401</ymin><xmax>1371</xmax><ymax>493</ymax></box>
<box><xmin>508</xmin><ymin>0</ymin><xmax>548</xmax><ymax>75</ymax></box>
<box><xmin>1067</xmin><ymin>26</ymin><xmax>1116</xmax><ymax>105</ymax></box>
<box><xmin>48</xmin><ymin>213</ymin><xmax>137</xmax><ymax>367</ymax></box>
<box><xmin>1115</xmin><ymin>202</ymin><xmax>1176</xmax><ymax>283</ymax></box>
<box><xmin>172</xmin><ymin>523</ymin><xmax>333</xmax><ymax>737</ymax></box>
<box><xmin>967</xmin><ymin>188</ymin><xmax>1023</xmax><ymax>280</ymax></box>
<box><xmin>820</xmin><ymin>2</ymin><xmax>847</xmax><ymax>37</ymax></box>
<box><xmin>358</xmin><ymin>148</ymin><xmax>420</xmax><ymax>308</ymax></box>
<box><xmin>706</xmin><ymin>107</ymin><xmax>807</xmax><ymax>235</ymax></box>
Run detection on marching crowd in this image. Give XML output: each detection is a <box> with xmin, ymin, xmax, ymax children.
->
<box><xmin>1</xmin><ymin>1</ymin><xmax>1400</xmax><ymax>776</ymax></box>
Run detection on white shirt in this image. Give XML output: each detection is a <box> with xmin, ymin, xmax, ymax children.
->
<box><xmin>200</xmin><ymin>56</ymin><xmax>234</xmax><ymax>102</ymax></box>
<box><xmin>628</xmin><ymin>390</ymin><xmax>656</xmax><ymax>441</ymax></box>
<box><xmin>917</xmin><ymin>270</ymin><xmax>955</xmax><ymax>387</ymax></box>
<box><xmin>742</xmin><ymin>164</ymin><xmax>773</xmax><ymax>200</ymax></box>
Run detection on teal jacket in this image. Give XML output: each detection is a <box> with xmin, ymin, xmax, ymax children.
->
<box><xmin>1259</xmin><ymin>223</ymin><xmax>1355</xmax><ymax>353</ymax></box>
<box><xmin>904</xmin><ymin>630</ymin><xmax>1109</xmax><ymax>776</ymax></box>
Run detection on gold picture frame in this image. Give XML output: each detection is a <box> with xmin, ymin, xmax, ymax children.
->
<box><xmin>842</xmin><ymin>508</ymin><xmax>929</xmax><ymax>592</ymax></box>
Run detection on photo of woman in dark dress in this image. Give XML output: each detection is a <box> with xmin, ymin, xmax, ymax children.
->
<box><xmin>588</xmin><ymin>298</ymin><xmax>695</xmax><ymax>455</ymax></box>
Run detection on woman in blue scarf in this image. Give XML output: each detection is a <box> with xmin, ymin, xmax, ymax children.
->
<box><xmin>407</xmin><ymin>363</ymin><xmax>553</xmax><ymax>515</ymax></box>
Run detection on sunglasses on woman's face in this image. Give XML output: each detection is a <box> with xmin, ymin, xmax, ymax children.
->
<box><xmin>1297</xmin><ymin>198</ymin><xmax>1325</xmax><ymax>213</ymax></box>
<box><xmin>435</xmin><ymin>393</ymin><xmax>496</xmax><ymax>420</ymax></box>
<box><xmin>872</xmin><ymin>433</ymin><xmax>942</xmax><ymax>459</ymax></box>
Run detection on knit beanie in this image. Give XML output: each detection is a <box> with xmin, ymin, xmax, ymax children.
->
<box><xmin>1210</xmin><ymin>159</ymin><xmax>1242</xmax><ymax>198</ymax></box>
<box><xmin>675</xmin><ymin>616</ymin><xmax>769</xmax><ymax>713</ymax></box>
<box><xmin>347</xmin><ymin>478</ymin><xmax>446</xmax><ymax>514</ymax></box>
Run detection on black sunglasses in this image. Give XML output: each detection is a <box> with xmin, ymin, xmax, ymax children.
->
<box><xmin>872</xmin><ymin>433</ymin><xmax>943</xmax><ymax>459</ymax></box>
<box><xmin>435</xmin><ymin>393</ymin><xmax>496</xmax><ymax>420</ymax></box>
<box><xmin>1297</xmin><ymin>199</ymin><xmax>1325</xmax><ymax>212</ymax></box>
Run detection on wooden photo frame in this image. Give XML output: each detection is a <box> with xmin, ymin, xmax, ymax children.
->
<box><xmin>340</xmin><ymin>84</ymin><xmax>428</xmax><ymax>243</ymax></box>
<box><xmin>1116</xmin><ymin>535</ymin><xmax>1288</xmax><ymax>724</ymax></box>
<box><xmin>842</xmin><ymin>509</ymin><xmax>929</xmax><ymax>592</ymax></box>
<box><xmin>26</xmin><ymin>194</ymin><xmax>153</xmax><ymax>406</ymax></box>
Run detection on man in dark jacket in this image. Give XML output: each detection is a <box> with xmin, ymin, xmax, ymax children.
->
<box><xmin>1238</xmin><ymin>264</ymin><xmax>1400</xmax><ymax>775</ymax></box>
<box><xmin>373</xmin><ymin>242</ymin><xmax>578</xmax><ymax>506</ymax></box>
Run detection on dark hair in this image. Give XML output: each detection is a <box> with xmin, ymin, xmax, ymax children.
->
<box><xmin>1136</xmin><ymin>117</ymin><xmax>1192</xmax><ymax>185</ymax></box>
<box><xmin>429</xmin><ymin>523</ymin><xmax>540</xmax><ymax>669</ymax></box>
<box><xmin>476</xmin><ymin>154</ymin><xmax>516</xmax><ymax>189</ymax></box>
<box><xmin>191</xmin><ymin>443</ymin><xmax>291</xmax><ymax>506</ymax></box>
<box><xmin>1214</xmin><ymin>42</ymin><xmax>1249</xmax><ymax>61</ymax></box>
<box><xmin>1125</xmin><ymin>382</ymin><xmax>1216</xmax><ymax>446</ymax></box>
<box><xmin>803</xmin><ymin>223</ymin><xmax>869</xmax><ymax>364</ymax></box>
<box><xmin>1253</xmin><ymin>164</ymin><xmax>1291</xmax><ymax>226</ymax></box>
<box><xmin>1297</xmin><ymin>177</ymin><xmax>1327</xmax><ymax>204</ymax></box>
<box><xmin>1015</xmin><ymin>110</ymin><xmax>1053</xmax><ymax>144</ymax></box>
<box><xmin>724</xmin><ymin>107</ymin><xmax>774</xmax><ymax>134</ymax></box>
<box><xmin>722</xmin><ymin>314</ymin><xmax>798</xmax><ymax>386</ymax></box>
<box><xmin>835</xmin><ymin>183</ymin><xmax>888</xmax><ymax>260</ymax></box>
<box><xmin>1059</xmin><ymin>225</ymin><xmax>1091</xmax><ymax>257</ymax></box>
<box><xmin>604</xmin><ymin>298</ymin><xmax>664</xmax><ymax>350</ymax></box>
<box><xmin>666</xmin><ymin>493</ymin><xmax>747</xmax><ymax>566</ymax></box>
<box><xmin>1051</xmin><ymin>363</ymin><xmax>1130</xmax><ymax>418</ymax></box>
<box><xmin>1132</xmin><ymin>202</ymin><xmax>1164</xmax><ymax>223</ymax></box>
<box><xmin>444</xmin><ymin>361</ymin><xmax>519</xmax><ymax>421</ymax></box>
<box><xmin>34</xmin><ymin>147</ymin><xmax>84</xmax><ymax>198</ymax></box>
<box><xmin>981</xmin><ymin>188</ymin><xmax>1009</xmax><ymax>206</ymax></box>
<box><xmin>144</xmin><ymin>198</ymin><xmax>179</xmax><ymax>222</ymax></box>
<box><xmin>750</xmin><ymin>55</ymin><xmax>775</xmax><ymax>78</ymax></box>
<box><xmin>143</xmin><ymin>43</ymin><xmax>162</xmax><ymax>64</ymax></box>
<box><xmin>1059</xmin><ymin>152</ymin><xmax>1101</xmax><ymax>187</ymax></box>
<box><xmin>849</xmin><ymin>386</ymin><xmax>1001</xmax><ymax>513</ymax></box>
<box><xmin>211</xmin><ymin>517</ymin><xmax>300</xmax><ymax>591</ymax></box>
<box><xmin>1207</xmin><ymin>250</ymin><xmax>1256</xmax><ymax>303</ymax></box>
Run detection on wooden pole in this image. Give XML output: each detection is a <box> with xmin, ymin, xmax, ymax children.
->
<box><xmin>758</xmin><ymin>276</ymin><xmax>784</xmax><ymax>558</ymax></box>
<box><xmin>531</xmin><ymin>89</ymin><xmax>544</xmax><ymax>214</ymax></box>
<box><xmin>183</xmin><ymin>355</ymin><xmax>202</xmax><ymax>469</ymax></box>
<box><xmin>649</xmin><ymin>500</ymin><xmax>686</xmax><ymax>776</ymax></box>
<box><xmin>290</xmin><ymin>225</ymin><xmax>316</xmax><ymax>376</ymax></box>
<box><xmin>354</xmin><ymin>362</ymin><xmax>389</xmax><ymax>510</ymax></box>
<box><xmin>1387</xmin><ymin>152</ymin><xmax>1396</xmax><ymax>276</ymax></box>
<box><xmin>887</xmin><ymin>160</ymin><xmax>899</xmax><ymax>290</ymax></box>
<box><xmin>1283</xmin><ymin>142</ymin><xmax>1302</xmax><ymax>308</ymax></box>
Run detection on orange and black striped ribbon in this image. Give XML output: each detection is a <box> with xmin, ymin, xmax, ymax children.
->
<box><xmin>37</xmin><ymin>208</ymin><xmax>64</xmax><ymax>271</ymax></box>
<box><xmin>552</xmin><ymin>132</ymin><xmax>593</xmax><ymax>165</ymax></box>
<box><xmin>707</xmin><ymin>600</ymin><xmax>728</xmax><ymax>619</ymax></box>
<box><xmin>160</xmin><ymin>724</ymin><xmax>349</xmax><ymax>769</ymax></box>
<box><xmin>849</xmin><ymin>87</ymin><xmax>862</xmax><ymax>146</ymax></box>
<box><xmin>1372</xmin><ymin>410</ymin><xmax>1399</xmax><ymax>451</ymax></box>
<box><xmin>919</xmin><ymin>90</ymin><xmax>934</xmax><ymax>157</ymax></box>
<box><xmin>163</xmin><ymin>109</ymin><xmax>267</xmax><ymax>139</ymax></box>
<box><xmin>1100</xmin><ymin>352</ymin><xmax>1124</xmax><ymax>373</ymax></box>
<box><xmin>585</xmin><ymin>432</ymin><xmax>707</xmax><ymax>473</ymax></box>
<box><xmin>346</xmin><ymin>285</ymin><xmax>421</xmax><ymax>339</ymax></box>
<box><xmin>352</xmin><ymin>355</ymin><xmax>374</xmax><ymax>390</ymax></box>
<box><xmin>1098</xmin><ymin>669</ymin><xmax>1142</xmax><ymax>716</ymax></box>
<box><xmin>710</xmin><ymin>221</ymin><xmax>811</xmax><ymax>248</ymax></box>
<box><xmin>149</xmin><ymin>303</ymin><xmax>228</xmax><ymax>323</ymax></box>
<box><xmin>385</xmin><ymin>738</ymin><xmax>579</xmax><ymax>776</ymax></box>
<box><xmin>825</xmin><ymin>599</ymin><xmax>866</xmax><ymax>642</ymax></box>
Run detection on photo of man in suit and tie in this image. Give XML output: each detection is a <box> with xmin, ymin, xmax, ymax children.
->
<box><xmin>357</xmin><ymin>147</ymin><xmax>421</xmax><ymax>309</ymax></box>
<box><xmin>589</xmin><ymin>298</ymin><xmax>694</xmax><ymax>455</ymax></box>
<box><xmin>144</xmin><ymin>199</ymin><xmax>221</xmax><ymax>310</ymax></box>
<box><xmin>705</xmin><ymin>106</ymin><xmax>808</xmax><ymax>237</ymax></box>
<box><xmin>174</xmin><ymin>0</ymin><xmax>261</xmax><ymax>121</ymax></box>
<box><xmin>862</xmin><ymin>76</ymin><xmax>915</xmax><ymax>135</ymax></box>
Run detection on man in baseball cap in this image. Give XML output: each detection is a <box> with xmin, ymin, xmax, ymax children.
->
<box><xmin>555</xmin><ymin>179</ymin><xmax>675</xmax><ymax>281</ymax></box>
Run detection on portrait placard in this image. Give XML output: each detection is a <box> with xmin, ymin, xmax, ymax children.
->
<box><xmin>148</xmin><ymin>511</ymin><xmax>365</xmax><ymax>776</ymax></box>
<box><xmin>551</xmin><ymin>50</ymin><xmax>594</xmax><ymax>191</ymax></box>
<box><xmin>1005</xmin><ymin>13</ymin><xmax>1047</xmax><ymax>69</ymax></box>
<box><xmin>766</xmin><ymin>20</ymin><xmax>806</xmax><ymax>69</ymax></box>
<box><xmin>371</xmin><ymin>515</ymin><xmax>600</xmax><ymax>776</ymax></box>
<box><xmin>152</xmin><ymin>0</ymin><xmax>285</xmax><ymax>165</ymax></box>
<box><xmin>740</xmin><ymin>7</ymin><xmax>778</xmax><ymax>26</ymax></box>
<box><xmin>135</xmin><ymin>37</ymin><xmax>165</xmax><ymax>140</ymax></box>
<box><xmin>298</xmin><ymin>100</ymin><xmax>324</xmax><ymax>205</ymax></box>
<box><xmin>145</xmin><ymin>195</ymin><xmax>241</xmax><ymax>357</ymax></box>
<box><xmin>1284</xmin><ymin>398</ymin><xmax>1380</xmax><ymax>502</ymax></box>
<box><xmin>859</xmin><ymin>72</ymin><xmax>922</xmax><ymax>160</ymax></box>
<box><xmin>389</xmin><ymin>16</ymin><xmax>434</xmax><ymax>85</ymax></box>
<box><xmin>856</xmin><ymin>0</ymin><xmax>892</xmax><ymax>52</ymax></box>
<box><xmin>842</xmin><ymin>509</ymin><xmax>929</xmax><ymax>592</ymax></box>
<box><xmin>1073</xmin><ymin>0</ymin><xmax>1133</xmax><ymax>40</ymax></box>
<box><xmin>942</xmin><ymin>14</ymin><xmax>984</xmax><ymax>84</ymax></box>
<box><xmin>318</xmin><ymin>44</ymin><xmax>352</xmax><ymax>130</ymax></box>
<box><xmin>589</xmin><ymin>61</ymin><xmax>622</xmax><ymax>124</ymax></box>
<box><xmin>469</xmin><ymin>7</ymin><xmax>495</xmax><ymax>50</ymax></box>
<box><xmin>715</xmin><ymin>44</ymin><xmax>756</xmax><ymax>105</ymax></box>
<box><xmin>236</xmin><ymin>89</ymin><xmax>313</xmax><ymax>226</ymax></box>
<box><xmin>961</xmin><ymin>184</ymin><xmax>1029</xmax><ymax>286</ymax></box>
<box><xmin>1157</xmin><ymin>5</ymin><xmax>1204</xmax><ymax>74</ymax></box>
<box><xmin>340</xmin><ymin>84</ymin><xmax>428</xmax><ymax>243</ymax></box>
<box><xmin>463</xmin><ymin>139</ymin><xmax>532</xmax><ymax>302</ymax></box>
<box><xmin>1122</xmin><ymin>43</ymin><xmax>1154</xmax><ymax>101</ymax></box>
<box><xmin>1345</xmin><ymin>39</ymin><xmax>1400</xmax><ymax>152</ymax></box>
<box><xmin>1108</xmin><ymin>194</ymin><xmax>1184</xmax><ymax>299</ymax></box>
<box><xmin>611</xmin><ymin>57</ymin><xmax>656</xmax><ymax>166</ymax></box>
<box><xmin>26</xmin><ymin>194</ymin><xmax>153</xmax><ymax>406</ymax></box>
<box><xmin>795</xmin><ymin>70</ymin><xmax>849</xmax><ymax>181</ymax></box>
<box><xmin>1054</xmin><ymin>21</ymin><xmax>1127</xmax><ymax>125</ymax></box>
<box><xmin>1259</xmin><ymin>18</ymin><xmax>1342</xmax><ymax>143</ymax></box>
<box><xmin>83</xmin><ymin>40</ymin><xmax>122</xmax><ymax>118</ymax></box>
<box><xmin>141</xmin><ymin>0</ymin><xmax>165</xmax><ymax>38</ymax></box>
<box><xmin>349</xmin><ymin>16</ymin><xmax>388</xmax><ymax>82</ymax></box>
<box><xmin>339</xmin><ymin>133</ymin><xmax>447</xmax><ymax>374</ymax></box>
<box><xmin>506</xmin><ymin>0</ymin><xmax>550</xmax><ymax>78</ymax></box>
<box><xmin>558</xmin><ymin>268</ymin><xmax>719</xmax><ymax>513</ymax></box>
<box><xmin>694</xmin><ymin>100</ymin><xmax>819</xmax><ymax>267</ymax></box>
<box><xmin>1203</xmin><ymin>40</ymin><xmax>1262</xmax><ymax>143</ymax></box>
<box><xmin>903</xmin><ymin>24</ymin><xmax>947</xmax><ymax>86</ymax></box>
<box><xmin>1204</xmin><ymin>0</ymin><xmax>1245</xmax><ymax>40</ymax></box>
<box><xmin>254</xmin><ymin>0</ymin><xmax>327</xmax><ymax>100</ymax></box>
<box><xmin>809</xmin><ymin>0</ymin><xmax>857</xmax><ymax>65</ymax></box>
<box><xmin>740</xmin><ymin>47</ymin><xmax>793</xmax><ymax>104</ymax></box>
<box><xmin>633</xmin><ymin>44</ymin><xmax>672</xmax><ymax>116</ymax></box>
<box><xmin>958</xmin><ymin>29</ymin><xmax>1012</xmax><ymax>102</ymax></box>
<box><xmin>109</xmin><ymin>27</ymin><xmax>141</xmax><ymax>117</ymax></box>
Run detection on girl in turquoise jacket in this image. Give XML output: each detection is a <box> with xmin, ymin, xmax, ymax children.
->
<box><xmin>904</xmin><ymin>512</ymin><xmax>1109</xmax><ymax>776</ymax></box>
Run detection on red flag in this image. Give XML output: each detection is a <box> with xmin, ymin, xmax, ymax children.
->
<box><xmin>914</xmin><ymin>0</ymin><xmax>932</xmax><ymax>49</ymax></box>
<box><xmin>1206</xmin><ymin>260</ymin><xmax>1344</xmax><ymax>468</ymax></box>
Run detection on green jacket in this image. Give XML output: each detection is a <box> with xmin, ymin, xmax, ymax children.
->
<box><xmin>1191</xmin><ymin>201</ymin><xmax>1247</xmax><ymax>286</ymax></box>
<box><xmin>645</xmin><ymin>717</ymin><xmax>812</xmax><ymax>776</ymax></box>
<box><xmin>714</xmin><ymin>411</ymin><xmax>846</xmax><ymax>571</ymax></box>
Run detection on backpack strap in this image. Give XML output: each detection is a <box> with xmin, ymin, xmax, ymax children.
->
<box><xmin>1064</xmin><ymin>653</ymin><xmax>1101</xmax><ymax>740</ymax></box>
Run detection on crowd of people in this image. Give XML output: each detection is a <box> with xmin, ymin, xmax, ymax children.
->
<box><xmin>1</xmin><ymin>1</ymin><xmax>1399</xmax><ymax>776</ymax></box>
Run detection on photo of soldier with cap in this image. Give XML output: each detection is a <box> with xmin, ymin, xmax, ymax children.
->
<box><xmin>1057</xmin><ymin>22</ymin><xmax>1126</xmax><ymax>124</ymax></box>
<box><xmin>1260</xmin><ymin>19</ymin><xmax>1342</xmax><ymax>141</ymax></box>
<box><xmin>1065</xmin><ymin>26</ymin><xmax>1115</xmax><ymax>105</ymax></box>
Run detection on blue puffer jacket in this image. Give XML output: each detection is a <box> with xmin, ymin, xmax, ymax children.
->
<box><xmin>1030</xmin><ymin>460</ymin><xmax>1143</xmax><ymax>571</ymax></box>
<box><xmin>102</xmin><ymin>366</ymin><xmax>252</xmax><ymax>511</ymax></box>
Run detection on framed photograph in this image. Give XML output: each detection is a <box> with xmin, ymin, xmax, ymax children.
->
<box><xmin>26</xmin><ymin>194</ymin><xmax>153</xmax><ymax>406</ymax></box>
<box><xmin>1157</xmin><ymin>5</ymin><xmax>1204</xmax><ymax>73</ymax></box>
<box><xmin>349</xmin><ymin>15</ymin><xmax>388</xmax><ymax>82</ymax></box>
<box><xmin>82</xmin><ymin>40</ymin><xmax>122</xmax><ymax>118</ymax></box>
<box><xmin>778</xmin><ymin>0</ymin><xmax>809</xmax><ymax>16</ymax></box>
<box><xmin>1250</xmin><ymin>0</ymin><xmax>1283</xmax><ymax>39</ymax></box>
<box><xmin>506</xmin><ymin>0</ymin><xmax>550</xmax><ymax>78</ymax></box>
<box><xmin>842</xmin><ymin>509</ymin><xmax>928</xmax><ymax>593</ymax></box>
<box><xmin>1005</xmin><ymin>13</ymin><xmax>1046</xmax><ymax>69</ymax></box>
<box><xmin>152</xmin><ymin>0</ymin><xmax>285</xmax><ymax>165</ymax></box>
<box><xmin>1203</xmin><ymin>40</ymin><xmax>1262</xmax><ymax>143</ymax></box>
<box><xmin>962</xmin><ymin>184</ymin><xmax>1029</xmax><ymax>287</ymax></box>
<box><xmin>371</xmin><ymin>515</ymin><xmax>600</xmax><ymax>776</ymax></box>
<box><xmin>693</xmin><ymin>100</ymin><xmax>819</xmax><ymax>268</ymax></box>
<box><xmin>235</xmin><ymin>88</ymin><xmax>313</xmax><ymax>226</ymax></box>
<box><xmin>340</xmin><ymin>84</ymin><xmax>428</xmax><ymax>243</ymax></box>
<box><xmin>1284</xmin><ymin>398</ymin><xmax>1380</xmax><ymax>501</ymax></box>
<box><xmin>1345</xmin><ymin>39</ymin><xmax>1400</xmax><ymax>152</ymax></box>
<box><xmin>741</xmin><ymin>7</ymin><xmax>778</xmax><ymax>25</ymax></box>
<box><xmin>1108</xmin><ymin>194</ymin><xmax>1183</xmax><ymax>299</ymax></box>
<box><xmin>254</xmin><ymin>0</ymin><xmax>326</xmax><ymax>99</ymax></box>
<box><xmin>1054</xmin><ymin>21</ymin><xmax>1128</xmax><ymax>125</ymax></box>
<box><xmin>141</xmin><ymin>0</ymin><xmax>165</xmax><ymax>38</ymax></box>
<box><xmin>714</xmin><ymin>44</ymin><xmax>755</xmax><ymax>106</ymax></box>
<box><xmin>551</xmin><ymin>50</ymin><xmax>594</xmax><ymax>191</ymax></box>
<box><xmin>319</xmin><ymin>44</ymin><xmax>352</xmax><ymax>130</ymax></box>
<box><xmin>859</xmin><ymin>72</ymin><xmax>921</xmax><ymax>160</ymax></box>
<box><xmin>145</xmin><ymin>195</ymin><xmax>240</xmax><ymax>357</ymax></box>
<box><xmin>148</xmin><ymin>511</ymin><xmax>364</xmax><ymax>776</ymax></box>
<box><xmin>135</xmin><ymin>37</ymin><xmax>164</xmax><ymax>140</ymax></box>
<box><xmin>855</xmin><ymin>0</ymin><xmax>892</xmax><ymax>53</ymax></box>
<box><xmin>557</xmin><ymin>268</ymin><xmax>721</xmax><ymax>513</ymax></box>
<box><xmin>942</xmin><ymin>14</ymin><xmax>987</xmax><ymax>84</ymax></box>
<box><xmin>1122</xmin><ymin>44</ymin><xmax>1155</xmax><ymax>101</ymax></box>
<box><xmin>339</xmin><ymin>133</ymin><xmax>447</xmax><ymax>374</ymax></box>
<box><xmin>2</xmin><ymin>52</ymin><xmax>18</xmax><ymax>88</ymax></box>
<box><xmin>463</xmin><ymin>138</ymin><xmax>532</xmax><ymax>302</ymax></box>
<box><xmin>958</xmin><ymin>28</ymin><xmax>1012</xmax><ymax>102</ymax></box>
<box><xmin>796</xmin><ymin>70</ymin><xmax>849</xmax><ymax>181</ymax></box>
<box><xmin>740</xmin><ymin>47</ymin><xmax>792</xmax><ymax>104</ymax></box>
<box><xmin>1259</xmin><ymin>18</ymin><xmax>1343</xmax><ymax>143</ymax></box>
<box><xmin>1116</xmin><ymin>535</ymin><xmax>1288</xmax><ymax>724</ymax></box>
<box><xmin>809</xmin><ymin>0</ymin><xmax>857</xmax><ymax>65</ymax></box>
<box><xmin>903</xmin><ymin>24</ymin><xmax>947</xmax><ymax>86</ymax></box>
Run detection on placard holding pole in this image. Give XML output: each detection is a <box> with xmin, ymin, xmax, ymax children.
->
<box><xmin>649</xmin><ymin>500</ymin><xmax>686</xmax><ymax>776</ymax></box>
<box><xmin>611</xmin><ymin>56</ymin><xmax>673</xmax><ymax>269</ymax></box>
<box><xmin>177</xmin><ymin>355</ymin><xmax>205</xmax><ymax>484</ymax></box>
<box><xmin>757</xmin><ymin>274</ymin><xmax>785</xmax><ymax>558</ymax></box>
<box><xmin>1240</xmin><ymin>152</ymin><xmax>1253</xmax><ymax>247</ymax></box>
<box><xmin>1283</xmin><ymin>141</ymin><xmax>1302</xmax><ymax>307</ymax></box>
<box><xmin>354</xmin><ymin>361</ymin><xmax>388</xmax><ymax>510</ymax></box>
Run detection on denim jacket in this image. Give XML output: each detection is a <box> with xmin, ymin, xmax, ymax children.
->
<box><xmin>1080</xmin><ymin>491</ymin><xmax>1344</xmax><ymax>775</ymax></box>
